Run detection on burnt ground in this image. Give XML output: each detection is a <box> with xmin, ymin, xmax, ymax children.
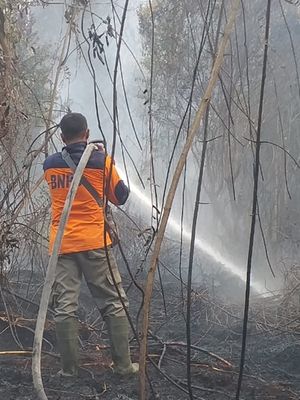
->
<box><xmin>0</xmin><ymin>273</ymin><xmax>300</xmax><ymax>400</ymax></box>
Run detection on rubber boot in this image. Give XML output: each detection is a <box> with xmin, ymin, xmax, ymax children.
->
<box><xmin>55</xmin><ymin>318</ymin><xmax>79</xmax><ymax>377</ymax></box>
<box><xmin>106</xmin><ymin>315</ymin><xmax>139</xmax><ymax>376</ymax></box>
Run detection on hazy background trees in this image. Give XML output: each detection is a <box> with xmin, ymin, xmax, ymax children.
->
<box><xmin>138</xmin><ymin>0</ymin><xmax>300</xmax><ymax>290</ymax></box>
<box><xmin>1</xmin><ymin>0</ymin><xmax>300</xmax><ymax>309</ymax></box>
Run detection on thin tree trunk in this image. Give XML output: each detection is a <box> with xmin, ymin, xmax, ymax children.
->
<box><xmin>235</xmin><ymin>0</ymin><xmax>272</xmax><ymax>397</ymax></box>
<box><xmin>186</xmin><ymin>106</ymin><xmax>210</xmax><ymax>399</ymax></box>
<box><xmin>32</xmin><ymin>143</ymin><xmax>96</xmax><ymax>400</ymax></box>
<box><xmin>138</xmin><ymin>1</ymin><xmax>241</xmax><ymax>398</ymax></box>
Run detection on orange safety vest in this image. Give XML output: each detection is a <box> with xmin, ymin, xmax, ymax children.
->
<box><xmin>43</xmin><ymin>142</ymin><xmax>129</xmax><ymax>254</ymax></box>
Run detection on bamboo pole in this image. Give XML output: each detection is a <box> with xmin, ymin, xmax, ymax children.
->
<box><xmin>138</xmin><ymin>1</ymin><xmax>241</xmax><ymax>398</ymax></box>
<box><xmin>32</xmin><ymin>143</ymin><xmax>97</xmax><ymax>400</ymax></box>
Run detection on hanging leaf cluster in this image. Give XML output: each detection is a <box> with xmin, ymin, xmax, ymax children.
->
<box><xmin>88</xmin><ymin>16</ymin><xmax>114</xmax><ymax>65</ymax></box>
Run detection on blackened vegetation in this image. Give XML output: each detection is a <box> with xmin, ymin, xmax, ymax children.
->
<box><xmin>0</xmin><ymin>276</ymin><xmax>300</xmax><ymax>399</ymax></box>
<box><xmin>1</xmin><ymin>0</ymin><xmax>300</xmax><ymax>399</ymax></box>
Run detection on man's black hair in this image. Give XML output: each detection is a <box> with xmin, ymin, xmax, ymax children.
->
<box><xmin>60</xmin><ymin>112</ymin><xmax>88</xmax><ymax>140</ymax></box>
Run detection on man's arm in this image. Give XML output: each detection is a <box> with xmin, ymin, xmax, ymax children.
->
<box><xmin>105</xmin><ymin>155</ymin><xmax>129</xmax><ymax>205</ymax></box>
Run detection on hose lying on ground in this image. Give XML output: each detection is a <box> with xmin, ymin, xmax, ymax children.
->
<box><xmin>32</xmin><ymin>143</ymin><xmax>97</xmax><ymax>400</ymax></box>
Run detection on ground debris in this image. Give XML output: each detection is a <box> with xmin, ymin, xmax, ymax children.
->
<box><xmin>1</xmin><ymin>282</ymin><xmax>300</xmax><ymax>399</ymax></box>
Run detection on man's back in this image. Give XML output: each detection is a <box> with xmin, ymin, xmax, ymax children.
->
<box><xmin>43</xmin><ymin>141</ymin><xmax>128</xmax><ymax>254</ymax></box>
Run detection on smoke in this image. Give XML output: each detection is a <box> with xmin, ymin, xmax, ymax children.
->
<box><xmin>30</xmin><ymin>0</ymin><xmax>296</xmax><ymax>297</ymax></box>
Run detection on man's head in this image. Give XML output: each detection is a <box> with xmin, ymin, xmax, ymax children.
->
<box><xmin>60</xmin><ymin>112</ymin><xmax>89</xmax><ymax>144</ymax></box>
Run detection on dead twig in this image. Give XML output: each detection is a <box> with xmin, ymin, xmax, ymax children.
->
<box><xmin>149</xmin><ymin>331</ymin><xmax>232</xmax><ymax>367</ymax></box>
<box><xmin>165</xmin><ymin>341</ymin><xmax>232</xmax><ymax>368</ymax></box>
<box><xmin>158</xmin><ymin>343</ymin><xmax>166</xmax><ymax>369</ymax></box>
<box><xmin>179</xmin><ymin>379</ymin><xmax>232</xmax><ymax>398</ymax></box>
<box><xmin>0</xmin><ymin>349</ymin><xmax>59</xmax><ymax>359</ymax></box>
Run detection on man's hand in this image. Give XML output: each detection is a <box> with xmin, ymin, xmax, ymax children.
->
<box><xmin>89</xmin><ymin>140</ymin><xmax>105</xmax><ymax>153</ymax></box>
<box><xmin>97</xmin><ymin>142</ymin><xmax>105</xmax><ymax>152</ymax></box>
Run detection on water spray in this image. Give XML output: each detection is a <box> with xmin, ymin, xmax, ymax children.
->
<box><xmin>120</xmin><ymin>172</ymin><xmax>268</xmax><ymax>296</ymax></box>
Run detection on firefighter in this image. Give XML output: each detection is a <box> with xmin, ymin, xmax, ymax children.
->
<box><xmin>43</xmin><ymin>112</ymin><xmax>138</xmax><ymax>377</ymax></box>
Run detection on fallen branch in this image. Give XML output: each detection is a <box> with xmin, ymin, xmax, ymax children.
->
<box><xmin>0</xmin><ymin>349</ymin><xmax>59</xmax><ymax>359</ymax></box>
<box><xmin>148</xmin><ymin>356</ymin><xmax>206</xmax><ymax>400</ymax></box>
<box><xmin>164</xmin><ymin>341</ymin><xmax>232</xmax><ymax>368</ymax></box>
<box><xmin>179</xmin><ymin>379</ymin><xmax>232</xmax><ymax>398</ymax></box>
<box><xmin>32</xmin><ymin>143</ymin><xmax>97</xmax><ymax>400</ymax></box>
<box><xmin>0</xmin><ymin>350</ymin><xmax>32</xmax><ymax>356</ymax></box>
<box><xmin>1</xmin><ymin>287</ymin><xmax>55</xmax><ymax>314</ymax></box>
<box><xmin>149</xmin><ymin>331</ymin><xmax>232</xmax><ymax>367</ymax></box>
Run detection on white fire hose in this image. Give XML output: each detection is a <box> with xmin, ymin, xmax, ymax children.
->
<box><xmin>32</xmin><ymin>143</ymin><xmax>97</xmax><ymax>400</ymax></box>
